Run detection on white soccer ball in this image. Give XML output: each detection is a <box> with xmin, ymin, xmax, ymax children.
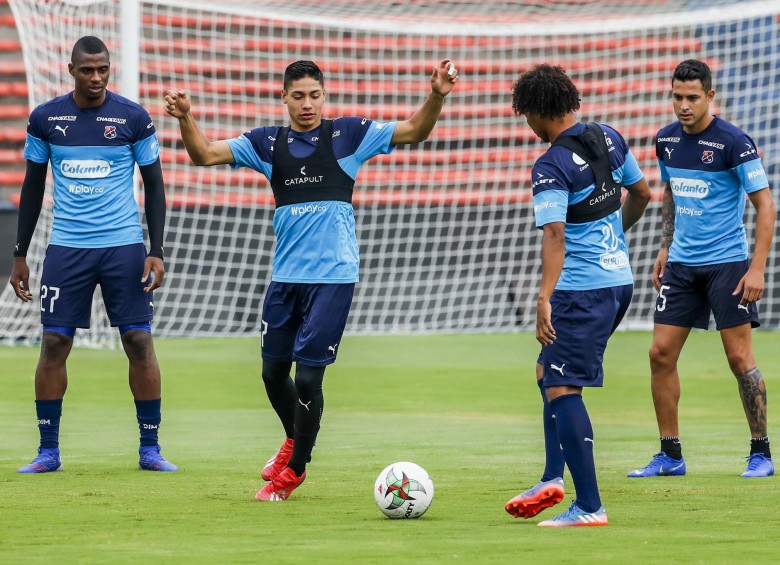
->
<box><xmin>374</xmin><ymin>461</ymin><xmax>434</xmax><ymax>519</ymax></box>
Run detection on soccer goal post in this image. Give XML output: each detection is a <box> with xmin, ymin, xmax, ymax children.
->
<box><xmin>3</xmin><ymin>0</ymin><xmax>780</xmax><ymax>346</ymax></box>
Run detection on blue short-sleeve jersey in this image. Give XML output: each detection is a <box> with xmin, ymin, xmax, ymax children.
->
<box><xmin>532</xmin><ymin>122</ymin><xmax>643</xmax><ymax>291</ymax></box>
<box><xmin>656</xmin><ymin>116</ymin><xmax>769</xmax><ymax>265</ymax></box>
<box><xmin>24</xmin><ymin>91</ymin><xmax>159</xmax><ymax>248</ymax></box>
<box><xmin>226</xmin><ymin>117</ymin><xmax>396</xmax><ymax>283</ymax></box>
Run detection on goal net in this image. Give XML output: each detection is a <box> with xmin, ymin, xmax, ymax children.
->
<box><xmin>3</xmin><ymin>0</ymin><xmax>780</xmax><ymax>346</ymax></box>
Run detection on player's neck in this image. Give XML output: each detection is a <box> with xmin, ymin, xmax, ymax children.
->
<box><xmin>681</xmin><ymin>114</ymin><xmax>714</xmax><ymax>136</ymax></box>
<box><xmin>290</xmin><ymin>118</ymin><xmax>322</xmax><ymax>133</ymax></box>
<box><xmin>72</xmin><ymin>90</ymin><xmax>107</xmax><ymax>109</ymax></box>
<box><xmin>546</xmin><ymin>115</ymin><xmax>577</xmax><ymax>144</ymax></box>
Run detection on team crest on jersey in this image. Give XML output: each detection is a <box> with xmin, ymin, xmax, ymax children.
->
<box><xmin>701</xmin><ymin>150</ymin><xmax>714</xmax><ymax>164</ymax></box>
<box><xmin>104</xmin><ymin>125</ymin><xmax>117</xmax><ymax>139</ymax></box>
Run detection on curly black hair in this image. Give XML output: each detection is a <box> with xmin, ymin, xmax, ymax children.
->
<box><xmin>511</xmin><ymin>64</ymin><xmax>580</xmax><ymax>118</ymax></box>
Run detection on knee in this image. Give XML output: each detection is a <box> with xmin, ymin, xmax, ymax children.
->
<box><xmin>648</xmin><ymin>343</ymin><xmax>675</xmax><ymax>373</ymax></box>
<box><xmin>121</xmin><ymin>330</ymin><xmax>155</xmax><ymax>362</ymax></box>
<box><xmin>39</xmin><ymin>332</ymin><xmax>73</xmax><ymax>366</ymax></box>
<box><xmin>726</xmin><ymin>349</ymin><xmax>755</xmax><ymax>375</ymax></box>
<box><xmin>262</xmin><ymin>361</ymin><xmax>292</xmax><ymax>384</ymax></box>
<box><xmin>294</xmin><ymin>365</ymin><xmax>325</xmax><ymax>400</ymax></box>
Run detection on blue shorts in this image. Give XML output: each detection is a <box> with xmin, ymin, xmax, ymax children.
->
<box><xmin>39</xmin><ymin>244</ymin><xmax>154</xmax><ymax>328</ymax></box>
<box><xmin>654</xmin><ymin>261</ymin><xmax>760</xmax><ymax>330</ymax></box>
<box><xmin>261</xmin><ymin>281</ymin><xmax>355</xmax><ymax>367</ymax></box>
<box><xmin>538</xmin><ymin>284</ymin><xmax>633</xmax><ymax>388</ymax></box>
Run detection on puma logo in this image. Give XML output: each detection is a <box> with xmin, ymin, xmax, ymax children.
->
<box><xmin>55</xmin><ymin>125</ymin><xmax>69</xmax><ymax>136</ymax></box>
<box><xmin>665</xmin><ymin>146</ymin><xmax>674</xmax><ymax>159</ymax></box>
<box><xmin>327</xmin><ymin>345</ymin><xmax>337</xmax><ymax>354</ymax></box>
<box><xmin>298</xmin><ymin>399</ymin><xmax>312</xmax><ymax>411</ymax></box>
<box><xmin>550</xmin><ymin>363</ymin><xmax>565</xmax><ymax>376</ymax></box>
<box><xmin>738</xmin><ymin>303</ymin><xmax>750</xmax><ymax>312</ymax></box>
<box><xmin>584</xmin><ymin>437</ymin><xmax>594</xmax><ymax>444</ymax></box>
<box><xmin>300</xmin><ymin>165</ymin><xmax>306</xmax><ymax>175</ymax></box>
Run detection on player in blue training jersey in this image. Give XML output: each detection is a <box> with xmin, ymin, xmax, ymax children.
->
<box><xmin>8</xmin><ymin>36</ymin><xmax>177</xmax><ymax>473</ymax></box>
<box><xmin>164</xmin><ymin>59</ymin><xmax>459</xmax><ymax>500</ymax></box>
<box><xmin>504</xmin><ymin>64</ymin><xmax>650</xmax><ymax>526</ymax></box>
<box><xmin>629</xmin><ymin>60</ymin><xmax>776</xmax><ymax>479</ymax></box>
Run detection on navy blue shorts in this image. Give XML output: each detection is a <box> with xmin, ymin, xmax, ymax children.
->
<box><xmin>39</xmin><ymin>243</ymin><xmax>154</xmax><ymax>328</ymax></box>
<box><xmin>538</xmin><ymin>284</ymin><xmax>633</xmax><ymax>388</ymax></box>
<box><xmin>260</xmin><ymin>281</ymin><xmax>355</xmax><ymax>367</ymax></box>
<box><xmin>654</xmin><ymin>261</ymin><xmax>760</xmax><ymax>330</ymax></box>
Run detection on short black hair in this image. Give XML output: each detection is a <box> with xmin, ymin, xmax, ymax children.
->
<box><xmin>672</xmin><ymin>59</ymin><xmax>712</xmax><ymax>92</ymax></box>
<box><xmin>283</xmin><ymin>60</ymin><xmax>324</xmax><ymax>90</ymax></box>
<box><xmin>511</xmin><ymin>64</ymin><xmax>580</xmax><ymax>118</ymax></box>
<box><xmin>71</xmin><ymin>36</ymin><xmax>109</xmax><ymax>63</ymax></box>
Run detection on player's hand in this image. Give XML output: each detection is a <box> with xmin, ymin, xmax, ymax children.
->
<box><xmin>431</xmin><ymin>59</ymin><xmax>458</xmax><ymax>97</ymax></box>
<box><xmin>9</xmin><ymin>257</ymin><xmax>33</xmax><ymax>302</ymax></box>
<box><xmin>164</xmin><ymin>89</ymin><xmax>191</xmax><ymax>118</ymax></box>
<box><xmin>733</xmin><ymin>265</ymin><xmax>765</xmax><ymax>304</ymax></box>
<box><xmin>142</xmin><ymin>256</ymin><xmax>165</xmax><ymax>292</ymax></box>
<box><xmin>652</xmin><ymin>247</ymin><xmax>669</xmax><ymax>291</ymax></box>
<box><xmin>536</xmin><ymin>298</ymin><xmax>556</xmax><ymax>346</ymax></box>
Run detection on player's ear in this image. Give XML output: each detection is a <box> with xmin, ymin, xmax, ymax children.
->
<box><xmin>281</xmin><ymin>90</ymin><xmax>287</xmax><ymax>104</ymax></box>
<box><xmin>68</xmin><ymin>62</ymin><xmax>75</xmax><ymax>77</ymax></box>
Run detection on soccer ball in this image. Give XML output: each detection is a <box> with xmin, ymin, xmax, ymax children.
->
<box><xmin>374</xmin><ymin>461</ymin><xmax>434</xmax><ymax>519</ymax></box>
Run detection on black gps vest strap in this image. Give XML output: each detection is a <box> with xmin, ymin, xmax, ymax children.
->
<box><xmin>270</xmin><ymin>119</ymin><xmax>355</xmax><ymax>208</ymax></box>
<box><xmin>552</xmin><ymin>122</ymin><xmax>623</xmax><ymax>224</ymax></box>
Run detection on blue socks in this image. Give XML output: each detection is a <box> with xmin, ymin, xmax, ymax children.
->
<box><xmin>134</xmin><ymin>398</ymin><xmax>162</xmax><ymax>447</ymax></box>
<box><xmin>36</xmin><ymin>399</ymin><xmax>63</xmax><ymax>449</ymax></box>
<box><xmin>538</xmin><ymin>379</ymin><xmax>565</xmax><ymax>481</ymax></box>
<box><xmin>549</xmin><ymin>393</ymin><xmax>601</xmax><ymax>513</ymax></box>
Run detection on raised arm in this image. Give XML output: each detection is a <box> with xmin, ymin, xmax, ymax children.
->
<box><xmin>164</xmin><ymin>89</ymin><xmax>235</xmax><ymax>166</ymax></box>
<box><xmin>390</xmin><ymin>59</ymin><xmax>459</xmax><ymax>146</ymax></box>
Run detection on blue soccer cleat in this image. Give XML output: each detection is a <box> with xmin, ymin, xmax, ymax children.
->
<box><xmin>138</xmin><ymin>445</ymin><xmax>178</xmax><ymax>472</ymax></box>
<box><xmin>741</xmin><ymin>453</ymin><xmax>774</xmax><ymax>478</ymax></box>
<box><xmin>537</xmin><ymin>501</ymin><xmax>608</xmax><ymax>527</ymax></box>
<box><xmin>627</xmin><ymin>451</ymin><xmax>686</xmax><ymax>477</ymax></box>
<box><xmin>505</xmin><ymin>477</ymin><xmax>565</xmax><ymax>518</ymax></box>
<box><xmin>18</xmin><ymin>447</ymin><xmax>63</xmax><ymax>474</ymax></box>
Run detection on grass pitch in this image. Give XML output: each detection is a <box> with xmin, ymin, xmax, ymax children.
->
<box><xmin>2</xmin><ymin>332</ymin><xmax>779</xmax><ymax>564</ymax></box>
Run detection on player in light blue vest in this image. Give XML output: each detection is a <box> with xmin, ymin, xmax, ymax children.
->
<box><xmin>504</xmin><ymin>64</ymin><xmax>650</xmax><ymax>527</ymax></box>
<box><xmin>9</xmin><ymin>36</ymin><xmax>176</xmax><ymax>473</ymax></box>
<box><xmin>629</xmin><ymin>60</ymin><xmax>776</xmax><ymax>479</ymax></box>
<box><xmin>165</xmin><ymin>59</ymin><xmax>459</xmax><ymax>501</ymax></box>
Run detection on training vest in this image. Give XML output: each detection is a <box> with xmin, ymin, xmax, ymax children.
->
<box><xmin>269</xmin><ymin>119</ymin><xmax>356</xmax><ymax>208</ymax></box>
<box><xmin>552</xmin><ymin>122</ymin><xmax>623</xmax><ymax>224</ymax></box>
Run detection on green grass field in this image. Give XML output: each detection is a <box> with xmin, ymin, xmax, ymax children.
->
<box><xmin>2</xmin><ymin>332</ymin><xmax>779</xmax><ymax>564</ymax></box>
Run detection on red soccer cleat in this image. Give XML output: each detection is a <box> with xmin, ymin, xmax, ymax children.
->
<box><xmin>261</xmin><ymin>438</ymin><xmax>294</xmax><ymax>481</ymax></box>
<box><xmin>505</xmin><ymin>477</ymin><xmax>565</xmax><ymax>518</ymax></box>
<box><xmin>255</xmin><ymin>466</ymin><xmax>306</xmax><ymax>501</ymax></box>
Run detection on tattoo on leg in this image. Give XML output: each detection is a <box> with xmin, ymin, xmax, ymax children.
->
<box><xmin>735</xmin><ymin>367</ymin><xmax>767</xmax><ymax>436</ymax></box>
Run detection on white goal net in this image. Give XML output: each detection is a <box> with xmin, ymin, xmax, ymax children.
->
<box><xmin>3</xmin><ymin>0</ymin><xmax>780</xmax><ymax>345</ymax></box>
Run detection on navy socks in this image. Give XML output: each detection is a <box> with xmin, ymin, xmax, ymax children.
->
<box><xmin>135</xmin><ymin>398</ymin><xmax>162</xmax><ymax>447</ymax></box>
<box><xmin>36</xmin><ymin>399</ymin><xmax>63</xmax><ymax>449</ymax></box>
<box><xmin>549</xmin><ymin>394</ymin><xmax>601</xmax><ymax>513</ymax></box>
<box><xmin>538</xmin><ymin>379</ymin><xmax>565</xmax><ymax>481</ymax></box>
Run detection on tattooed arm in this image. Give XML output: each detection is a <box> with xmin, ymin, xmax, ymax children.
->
<box><xmin>652</xmin><ymin>182</ymin><xmax>675</xmax><ymax>291</ymax></box>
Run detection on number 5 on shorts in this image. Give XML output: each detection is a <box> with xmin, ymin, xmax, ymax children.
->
<box><xmin>656</xmin><ymin>284</ymin><xmax>670</xmax><ymax>312</ymax></box>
